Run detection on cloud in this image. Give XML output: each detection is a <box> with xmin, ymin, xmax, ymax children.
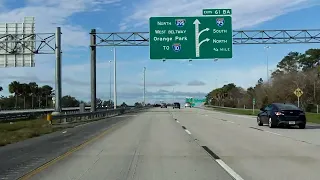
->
<box><xmin>120</xmin><ymin>0</ymin><xmax>319</xmax><ymax>31</ymax></box>
<box><xmin>0</xmin><ymin>0</ymin><xmax>120</xmax><ymax>48</ymax></box>
<box><xmin>76</xmin><ymin>88</ymin><xmax>206</xmax><ymax>104</ymax></box>
<box><xmin>187</xmin><ymin>80</ymin><xmax>206</xmax><ymax>86</ymax></box>
<box><xmin>144</xmin><ymin>81</ymin><xmax>181</xmax><ymax>87</ymax></box>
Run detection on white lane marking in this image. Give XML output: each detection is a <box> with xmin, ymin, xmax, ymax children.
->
<box><xmin>176</xmin><ymin>120</ymin><xmax>180</xmax><ymax>123</ymax></box>
<box><xmin>204</xmin><ymin>114</ymin><xmax>208</xmax><ymax>116</ymax></box>
<box><xmin>264</xmin><ymin>130</ymin><xmax>282</xmax><ymax>136</ymax></box>
<box><xmin>62</xmin><ymin>131</ymin><xmax>67</xmax><ymax>134</ymax></box>
<box><xmin>216</xmin><ymin>159</ymin><xmax>244</xmax><ymax>180</ymax></box>
<box><xmin>115</xmin><ymin>115</ymin><xmax>137</xmax><ymax>118</ymax></box>
<box><xmin>75</xmin><ymin>124</ymin><xmax>86</xmax><ymax>128</ymax></box>
<box><xmin>185</xmin><ymin>130</ymin><xmax>191</xmax><ymax>134</ymax></box>
<box><xmin>227</xmin><ymin>121</ymin><xmax>235</xmax><ymax>123</ymax></box>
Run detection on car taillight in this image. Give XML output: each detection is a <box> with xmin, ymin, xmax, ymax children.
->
<box><xmin>275</xmin><ymin>112</ymin><xmax>284</xmax><ymax>116</ymax></box>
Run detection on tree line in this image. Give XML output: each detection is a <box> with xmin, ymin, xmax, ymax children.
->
<box><xmin>0</xmin><ymin>81</ymin><xmax>54</xmax><ymax>109</ymax></box>
<box><xmin>0</xmin><ymin>81</ymin><xmax>131</xmax><ymax>109</ymax></box>
<box><xmin>206</xmin><ymin>48</ymin><xmax>320</xmax><ymax>113</ymax></box>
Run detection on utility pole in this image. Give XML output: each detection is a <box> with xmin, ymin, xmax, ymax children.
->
<box><xmin>143</xmin><ymin>67</ymin><xmax>146</xmax><ymax>106</ymax></box>
<box><xmin>113</xmin><ymin>47</ymin><xmax>117</xmax><ymax>109</ymax></box>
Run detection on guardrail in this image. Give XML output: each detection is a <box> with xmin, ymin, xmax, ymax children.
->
<box><xmin>204</xmin><ymin>105</ymin><xmax>319</xmax><ymax>114</ymax></box>
<box><xmin>0</xmin><ymin>106</ymin><xmax>136</xmax><ymax>122</ymax></box>
<box><xmin>50</xmin><ymin>106</ymin><xmax>151</xmax><ymax>125</ymax></box>
<box><xmin>204</xmin><ymin>105</ymin><xmax>245</xmax><ymax>110</ymax></box>
<box><xmin>0</xmin><ymin>107</ymin><xmax>91</xmax><ymax>115</ymax></box>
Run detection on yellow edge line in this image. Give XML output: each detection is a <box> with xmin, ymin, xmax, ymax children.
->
<box><xmin>19</xmin><ymin>121</ymin><xmax>126</xmax><ymax>180</ymax></box>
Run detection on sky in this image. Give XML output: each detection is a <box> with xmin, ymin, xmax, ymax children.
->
<box><xmin>0</xmin><ymin>0</ymin><xmax>319</xmax><ymax>105</ymax></box>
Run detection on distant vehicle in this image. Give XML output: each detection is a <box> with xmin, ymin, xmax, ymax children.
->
<box><xmin>185</xmin><ymin>102</ymin><xmax>191</xmax><ymax>108</ymax></box>
<box><xmin>160</xmin><ymin>103</ymin><xmax>167</xmax><ymax>108</ymax></box>
<box><xmin>257</xmin><ymin>103</ymin><xmax>306</xmax><ymax>129</ymax></box>
<box><xmin>173</xmin><ymin>102</ymin><xmax>180</xmax><ymax>109</ymax></box>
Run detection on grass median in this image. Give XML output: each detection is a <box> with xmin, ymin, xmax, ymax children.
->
<box><xmin>0</xmin><ymin>118</ymin><xmax>64</xmax><ymax>147</ymax></box>
<box><xmin>210</xmin><ymin>107</ymin><xmax>320</xmax><ymax>124</ymax></box>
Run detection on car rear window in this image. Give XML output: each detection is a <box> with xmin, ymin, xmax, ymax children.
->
<box><xmin>276</xmin><ymin>103</ymin><xmax>300</xmax><ymax>110</ymax></box>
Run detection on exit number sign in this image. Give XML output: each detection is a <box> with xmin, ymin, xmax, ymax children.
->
<box><xmin>203</xmin><ymin>9</ymin><xmax>232</xmax><ymax>16</ymax></box>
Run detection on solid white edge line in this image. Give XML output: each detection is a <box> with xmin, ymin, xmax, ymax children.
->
<box><xmin>185</xmin><ymin>130</ymin><xmax>191</xmax><ymax>134</ymax></box>
<box><xmin>176</xmin><ymin>120</ymin><xmax>180</xmax><ymax>123</ymax></box>
<box><xmin>216</xmin><ymin>159</ymin><xmax>244</xmax><ymax>180</ymax></box>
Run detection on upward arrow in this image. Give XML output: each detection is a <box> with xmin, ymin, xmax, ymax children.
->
<box><xmin>194</xmin><ymin>19</ymin><xmax>201</xmax><ymax>57</ymax></box>
<box><xmin>193</xmin><ymin>19</ymin><xmax>201</xmax><ymax>25</ymax></box>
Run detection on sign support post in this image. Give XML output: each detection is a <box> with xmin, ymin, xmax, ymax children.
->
<box><xmin>293</xmin><ymin>88</ymin><xmax>303</xmax><ymax>108</ymax></box>
<box><xmin>90</xmin><ymin>29</ymin><xmax>97</xmax><ymax>112</ymax></box>
<box><xmin>54</xmin><ymin>27</ymin><xmax>62</xmax><ymax>114</ymax></box>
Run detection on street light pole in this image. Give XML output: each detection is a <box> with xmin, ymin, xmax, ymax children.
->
<box><xmin>313</xmin><ymin>59</ymin><xmax>320</xmax><ymax>103</ymax></box>
<box><xmin>113</xmin><ymin>47</ymin><xmax>117</xmax><ymax>109</ymax></box>
<box><xmin>264</xmin><ymin>46</ymin><xmax>271</xmax><ymax>82</ymax></box>
<box><xmin>109</xmin><ymin>60</ymin><xmax>112</xmax><ymax>104</ymax></box>
<box><xmin>143</xmin><ymin>67</ymin><xmax>146</xmax><ymax>106</ymax></box>
<box><xmin>173</xmin><ymin>88</ymin><xmax>175</xmax><ymax>102</ymax></box>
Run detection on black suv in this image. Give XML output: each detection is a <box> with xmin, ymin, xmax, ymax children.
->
<box><xmin>173</xmin><ymin>102</ymin><xmax>181</xmax><ymax>109</ymax></box>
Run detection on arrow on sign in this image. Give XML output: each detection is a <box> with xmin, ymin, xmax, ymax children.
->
<box><xmin>194</xmin><ymin>19</ymin><xmax>200</xmax><ymax>57</ymax></box>
<box><xmin>198</xmin><ymin>28</ymin><xmax>210</xmax><ymax>37</ymax></box>
<box><xmin>193</xmin><ymin>19</ymin><xmax>210</xmax><ymax>57</ymax></box>
<box><xmin>199</xmin><ymin>38</ymin><xmax>210</xmax><ymax>46</ymax></box>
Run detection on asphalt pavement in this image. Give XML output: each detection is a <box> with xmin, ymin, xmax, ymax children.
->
<box><xmin>3</xmin><ymin>107</ymin><xmax>320</xmax><ymax>180</ymax></box>
<box><xmin>27</xmin><ymin>108</ymin><xmax>234</xmax><ymax>180</ymax></box>
<box><xmin>0</xmin><ymin>111</ymin><xmax>141</xmax><ymax>180</ymax></box>
<box><xmin>172</xmin><ymin>107</ymin><xmax>320</xmax><ymax>180</ymax></box>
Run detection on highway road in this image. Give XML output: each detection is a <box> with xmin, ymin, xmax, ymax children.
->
<box><xmin>6</xmin><ymin>107</ymin><xmax>320</xmax><ymax>180</ymax></box>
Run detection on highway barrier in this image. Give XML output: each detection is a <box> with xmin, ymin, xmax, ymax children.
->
<box><xmin>50</xmin><ymin>106</ymin><xmax>151</xmax><ymax>125</ymax></box>
<box><xmin>0</xmin><ymin>106</ymin><xmax>136</xmax><ymax>122</ymax></box>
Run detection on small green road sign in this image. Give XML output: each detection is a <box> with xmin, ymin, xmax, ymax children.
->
<box><xmin>194</xmin><ymin>98</ymin><xmax>206</xmax><ymax>103</ymax></box>
<box><xmin>253</xmin><ymin>98</ymin><xmax>256</xmax><ymax>105</ymax></box>
<box><xmin>149</xmin><ymin>16</ymin><xmax>233</xmax><ymax>60</ymax></box>
<box><xmin>203</xmin><ymin>9</ymin><xmax>232</xmax><ymax>16</ymax></box>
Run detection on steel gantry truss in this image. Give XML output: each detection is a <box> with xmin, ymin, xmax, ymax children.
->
<box><xmin>90</xmin><ymin>28</ymin><xmax>320</xmax><ymax>112</ymax></box>
<box><xmin>0</xmin><ymin>28</ymin><xmax>62</xmax><ymax>114</ymax></box>
<box><xmin>92</xmin><ymin>29</ymin><xmax>320</xmax><ymax>46</ymax></box>
<box><xmin>0</xmin><ymin>33</ymin><xmax>56</xmax><ymax>54</ymax></box>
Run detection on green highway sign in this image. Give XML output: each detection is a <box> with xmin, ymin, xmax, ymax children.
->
<box><xmin>203</xmin><ymin>9</ymin><xmax>232</xmax><ymax>16</ymax></box>
<box><xmin>149</xmin><ymin>16</ymin><xmax>233</xmax><ymax>60</ymax></box>
<box><xmin>186</xmin><ymin>98</ymin><xmax>206</xmax><ymax>103</ymax></box>
<box><xmin>193</xmin><ymin>98</ymin><xmax>206</xmax><ymax>103</ymax></box>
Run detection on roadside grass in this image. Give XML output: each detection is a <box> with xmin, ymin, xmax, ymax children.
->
<box><xmin>0</xmin><ymin>118</ymin><xmax>64</xmax><ymax>147</ymax></box>
<box><xmin>210</xmin><ymin>107</ymin><xmax>320</xmax><ymax>124</ymax></box>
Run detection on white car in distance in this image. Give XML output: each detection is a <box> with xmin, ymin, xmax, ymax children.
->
<box><xmin>185</xmin><ymin>103</ymin><xmax>191</xmax><ymax>108</ymax></box>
